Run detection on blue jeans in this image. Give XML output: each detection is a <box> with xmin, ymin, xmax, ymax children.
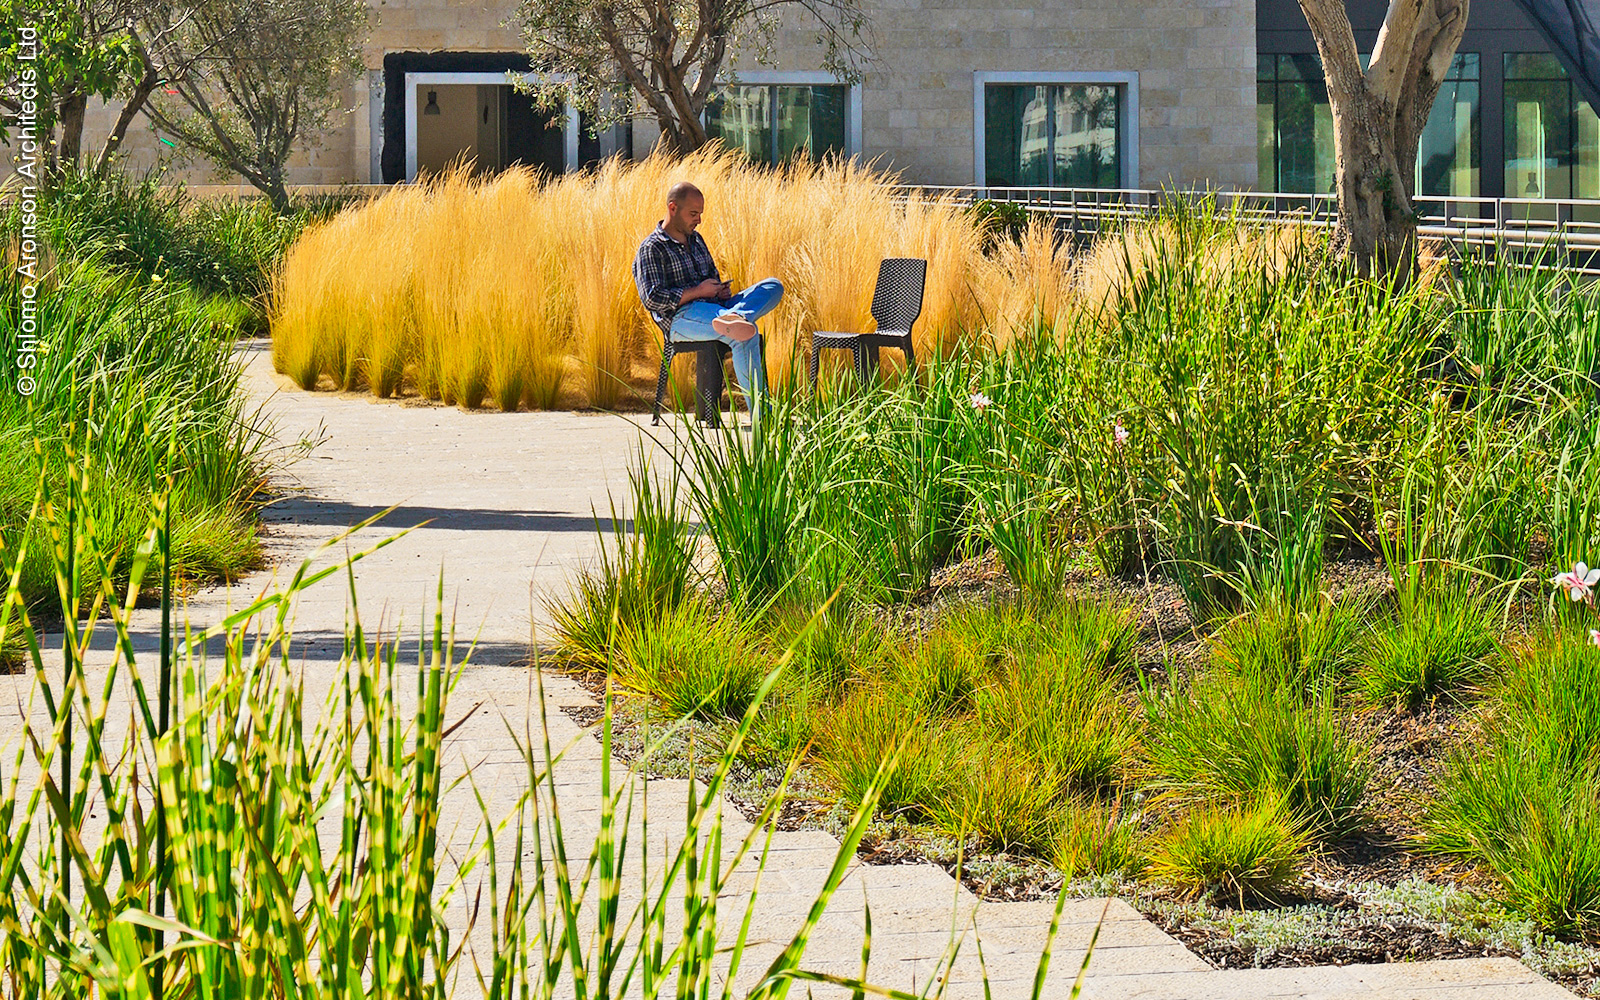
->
<box><xmin>668</xmin><ymin>278</ymin><xmax>784</xmax><ymax>424</ymax></box>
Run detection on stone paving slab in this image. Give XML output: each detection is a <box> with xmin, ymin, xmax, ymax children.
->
<box><xmin>8</xmin><ymin>340</ymin><xmax>1569</xmax><ymax>999</ymax></box>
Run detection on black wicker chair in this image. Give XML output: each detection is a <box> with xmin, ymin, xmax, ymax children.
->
<box><xmin>651</xmin><ymin>313</ymin><xmax>734</xmax><ymax>427</ymax></box>
<box><xmin>809</xmin><ymin>258</ymin><xmax>927</xmax><ymax>390</ymax></box>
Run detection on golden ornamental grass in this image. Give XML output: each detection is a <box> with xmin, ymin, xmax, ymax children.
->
<box><xmin>270</xmin><ymin>149</ymin><xmax>1313</xmax><ymax>409</ymax></box>
<box><xmin>270</xmin><ymin>149</ymin><xmax>1012</xmax><ymax>409</ymax></box>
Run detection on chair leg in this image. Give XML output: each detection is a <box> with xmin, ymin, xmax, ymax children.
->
<box><xmin>902</xmin><ymin>336</ymin><xmax>917</xmax><ymax>382</ymax></box>
<box><xmin>698</xmin><ymin>349</ymin><xmax>724</xmax><ymax>428</ymax></box>
<box><xmin>810</xmin><ymin>343</ymin><xmax>822</xmax><ymax>393</ymax></box>
<box><xmin>653</xmin><ymin>347</ymin><xmax>673</xmax><ymax>426</ymax></box>
<box><xmin>852</xmin><ymin>343</ymin><xmax>873</xmax><ymax>386</ymax></box>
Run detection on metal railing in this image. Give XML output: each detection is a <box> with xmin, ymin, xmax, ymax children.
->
<box><xmin>887</xmin><ymin>183</ymin><xmax>1600</xmax><ymax>270</ymax></box>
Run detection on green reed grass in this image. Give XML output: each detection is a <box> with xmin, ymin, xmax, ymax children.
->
<box><xmin>23</xmin><ymin>167</ymin><xmax>347</xmax><ymax>303</ymax></box>
<box><xmin>1427</xmin><ymin>628</ymin><xmax>1600</xmax><ymax>941</ymax></box>
<box><xmin>0</xmin><ymin>256</ymin><xmax>270</xmax><ymax>609</ymax></box>
<box><xmin>1052</xmin><ymin>796</ymin><xmax>1148</xmax><ymax>880</ymax></box>
<box><xmin>547</xmin><ymin>453</ymin><xmax>694</xmax><ymax>667</ymax></box>
<box><xmin>0</xmin><ymin>432</ymin><xmax>1095</xmax><ymax>999</ymax></box>
<box><xmin>1356</xmin><ymin>592</ymin><xmax>1498</xmax><ymax>711</ymax></box>
<box><xmin>1145</xmin><ymin>675</ymin><xmax>1369</xmax><ymax>841</ymax></box>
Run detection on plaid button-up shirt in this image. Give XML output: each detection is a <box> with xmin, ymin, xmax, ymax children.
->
<box><xmin>633</xmin><ymin>222</ymin><xmax>722</xmax><ymax>328</ymax></box>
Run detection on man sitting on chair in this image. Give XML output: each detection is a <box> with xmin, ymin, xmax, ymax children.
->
<box><xmin>633</xmin><ymin>180</ymin><xmax>783</xmax><ymax>426</ymax></box>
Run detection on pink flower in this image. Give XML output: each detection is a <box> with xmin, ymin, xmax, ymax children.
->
<box><xmin>970</xmin><ymin>392</ymin><xmax>992</xmax><ymax>413</ymax></box>
<box><xmin>1113</xmin><ymin>423</ymin><xmax>1130</xmax><ymax>448</ymax></box>
<box><xmin>1552</xmin><ymin>562</ymin><xmax>1600</xmax><ymax>602</ymax></box>
<box><xmin>1588</xmin><ymin>629</ymin><xmax>1600</xmax><ymax>647</ymax></box>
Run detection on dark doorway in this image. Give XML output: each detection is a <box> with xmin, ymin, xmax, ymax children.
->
<box><xmin>507</xmin><ymin>89</ymin><xmax>566</xmax><ymax>174</ymax></box>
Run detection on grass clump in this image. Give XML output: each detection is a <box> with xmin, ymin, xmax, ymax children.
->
<box><xmin>0</xmin><ymin>256</ymin><xmax>269</xmax><ymax>607</ymax></box>
<box><xmin>1149</xmin><ymin>796</ymin><xmax>1310</xmax><ymax>906</ymax></box>
<box><xmin>1209</xmin><ymin>595</ymin><xmax>1365</xmax><ymax>701</ymax></box>
<box><xmin>1053</xmin><ymin>797</ymin><xmax>1148</xmax><ymax>880</ymax></box>
<box><xmin>548</xmin><ymin>455</ymin><xmax>693</xmax><ymax>666</ymax></box>
<box><xmin>615</xmin><ymin>600</ymin><xmax>765</xmax><ymax>722</ymax></box>
<box><xmin>815</xmin><ymin>689</ymin><xmax>950</xmax><ymax>816</ymax></box>
<box><xmin>1357</xmin><ymin>594</ymin><xmax>1498</xmax><ymax>711</ymax></box>
<box><xmin>977</xmin><ymin>647</ymin><xmax>1139</xmax><ymax>792</ymax></box>
<box><xmin>1145</xmin><ymin>676</ymin><xmax>1369</xmax><ymax>841</ymax></box>
<box><xmin>1426</xmin><ymin>628</ymin><xmax>1600</xmax><ymax>940</ymax></box>
<box><xmin>930</xmin><ymin>727</ymin><xmax>1061</xmax><ymax>852</ymax></box>
<box><xmin>893</xmin><ymin>632</ymin><xmax>993</xmax><ymax>717</ymax></box>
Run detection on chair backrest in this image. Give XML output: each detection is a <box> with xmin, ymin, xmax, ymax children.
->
<box><xmin>870</xmin><ymin>258</ymin><xmax>927</xmax><ymax>335</ymax></box>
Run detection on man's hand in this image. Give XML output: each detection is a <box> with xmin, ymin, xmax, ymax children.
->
<box><xmin>681</xmin><ymin>278</ymin><xmax>727</xmax><ymax>305</ymax></box>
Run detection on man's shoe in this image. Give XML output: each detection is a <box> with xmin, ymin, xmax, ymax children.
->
<box><xmin>712</xmin><ymin>313</ymin><xmax>759</xmax><ymax>341</ymax></box>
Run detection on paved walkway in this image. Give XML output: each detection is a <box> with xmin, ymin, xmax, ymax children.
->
<box><xmin>20</xmin><ymin>340</ymin><xmax>1575</xmax><ymax>998</ymax></box>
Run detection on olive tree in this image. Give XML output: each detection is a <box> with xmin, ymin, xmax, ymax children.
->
<box><xmin>140</xmin><ymin>0</ymin><xmax>367</xmax><ymax>210</ymax></box>
<box><xmin>515</xmin><ymin>0</ymin><xmax>872</xmax><ymax>153</ymax></box>
<box><xmin>1297</xmin><ymin>0</ymin><xmax>1469</xmax><ymax>279</ymax></box>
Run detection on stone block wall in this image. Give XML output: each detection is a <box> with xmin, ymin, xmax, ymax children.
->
<box><xmin>3</xmin><ymin>0</ymin><xmax>1258</xmax><ymax>190</ymax></box>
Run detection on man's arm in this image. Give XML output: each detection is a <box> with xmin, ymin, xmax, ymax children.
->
<box><xmin>634</xmin><ymin>241</ymin><xmax>687</xmax><ymax>316</ymax></box>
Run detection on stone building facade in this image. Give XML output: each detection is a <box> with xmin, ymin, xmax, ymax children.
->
<box><xmin>27</xmin><ymin>0</ymin><xmax>1593</xmax><ymax>198</ymax></box>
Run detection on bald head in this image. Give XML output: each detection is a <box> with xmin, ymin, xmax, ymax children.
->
<box><xmin>664</xmin><ymin>180</ymin><xmax>705</xmax><ymax>239</ymax></box>
<box><xmin>667</xmin><ymin>180</ymin><xmax>702</xmax><ymax>207</ymax></box>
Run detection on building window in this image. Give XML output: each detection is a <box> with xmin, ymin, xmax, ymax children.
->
<box><xmin>1257</xmin><ymin>53</ymin><xmax>1480</xmax><ymax>197</ymax></box>
<box><xmin>1417</xmin><ymin>54</ymin><xmax>1480</xmax><ymax>197</ymax></box>
<box><xmin>1505</xmin><ymin>53</ymin><xmax>1600</xmax><ymax>199</ymax></box>
<box><xmin>983</xmin><ymin>84</ymin><xmax>1122</xmax><ymax>187</ymax></box>
<box><xmin>1258</xmin><ymin>54</ymin><xmax>1335</xmax><ymax>194</ymax></box>
<box><xmin>705</xmin><ymin>85</ymin><xmax>848</xmax><ymax>164</ymax></box>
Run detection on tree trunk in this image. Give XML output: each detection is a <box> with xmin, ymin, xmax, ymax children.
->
<box><xmin>95</xmin><ymin>72</ymin><xmax>159</xmax><ymax>177</ymax></box>
<box><xmin>1332</xmin><ymin>87</ymin><xmax>1418</xmax><ymax>280</ymax></box>
<box><xmin>1297</xmin><ymin>0</ymin><xmax>1468</xmax><ymax>283</ymax></box>
<box><xmin>655</xmin><ymin>116</ymin><xmax>706</xmax><ymax>154</ymax></box>
<box><xmin>257</xmin><ymin>166</ymin><xmax>292</xmax><ymax>214</ymax></box>
<box><xmin>53</xmin><ymin>89</ymin><xmax>88</xmax><ymax>173</ymax></box>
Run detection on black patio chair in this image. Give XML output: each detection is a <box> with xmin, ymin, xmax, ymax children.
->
<box><xmin>651</xmin><ymin>313</ymin><xmax>734</xmax><ymax>427</ymax></box>
<box><xmin>809</xmin><ymin>258</ymin><xmax>927</xmax><ymax>390</ymax></box>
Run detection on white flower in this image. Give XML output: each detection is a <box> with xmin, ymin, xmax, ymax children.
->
<box><xmin>1552</xmin><ymin>562</ymin><xmax>1600</xmax><ymax>602</ymax></box>
<box><xmin>969</xmin><ymin>392</ymin><xmax>992</xmax><ymax>413</ymax></box>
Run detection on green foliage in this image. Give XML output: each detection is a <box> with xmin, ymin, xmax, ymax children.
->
<box><xmin>615</xmin><ymin>599</ymin><xmax>766</xmax><ymax>722</ymax></box>
<box><xmin>0</xmin><ymin>0</ymin><xmax>139</xmax><ymax>144</ymax></box>
<box><xmin>893</xmin><ymin>632</ymin><xmax>992</xmax><ymax>717</ymax></box>
<box><xmin>815</xmin><ymin>689</ymin><xmax>951</xmax><ymax>817</ymax></box>
<box><xmin>0</xmin><ymin>477</ymin><xmax>970</xmax><ymax>999</ymax></box>
<box><xmin>970</xmin><ymin>199</ymin><xmax>1032</xmax><ymax>249</ymax></box>
<box><xmin>929</xmin><ymin>726</ymin><xmax>1061</xmax><ymax>852</ymax></box>
<box><xmin>761</xmin><ymin>603</ymin><xmax>893</xmax><ymax>696</ymax></box>
<box><xmin>1053</xmin><ymin>797</ymin><xmax>1148</xmax><ymax>880</ymax></box>
<box><xmin>1356</xmin><ymin>593</ymin><xmax>1498</xmax><ymax>711</ymax></box>
<box><xmin>1146</xmin><ymin>676</ymin><xmax>1369</xmax><ymax>840</ymax></box>
<box><xmin>0</xmin><ymin>256</ymin><xmax>268</xmax><ymax>607</ymax></box>
<box><xmin>548</xmin><ymin>455</ymin><xmax>694</xmax><ymax>667</ymax></box>
<box><xmin>1427</xmin><ymin>629</ymin><xmax>1600</xmax><ymax>941</ymax></box>
<box><xmin>31</xmin><ymin>167</ymin><xmax>344</xmax><ymax>301</ymax></box>
<box><xmin>975</xmin><ymin>647</ymin><xmax>1138</xmax><ymax>792</ymax></box>
<box><xmin>1209</xmin><ymin>595</ymin><xmax>1365</xmax><ymax>702</ymax></box>
<box><xmin>1149</xmin><ymin>796</ymin><xmax>1310</xmax><ymax>906</ymax></box>
<box><xmin>678</xmin><ymin>399</ymin><xmax>815</xmax><ymax>607</ymax></box>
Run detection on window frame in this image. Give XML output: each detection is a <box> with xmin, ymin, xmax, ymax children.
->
<box><xmin>403</xmin><ymin>71</ymin><xmax>580</xmax><ymax>182</ymax></box>
<box><xmin>1256</xmin><ymin>53</ymin><xmax>1481</xmax><ymax>197</ymax></box>
<box><xmin>972</xmin><ymin>71</ymin><xmax>1139</xmax><ymax>189</ymax></box>
<box><xmin>705</xmin><ymin>71</ymin><xmax>863</xmax><ymax>162</ymax></box>
<box><xmin>1503</xmin><ymin>51</ymin><xmax>1598</xmax><ymax>200</ymax></box>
